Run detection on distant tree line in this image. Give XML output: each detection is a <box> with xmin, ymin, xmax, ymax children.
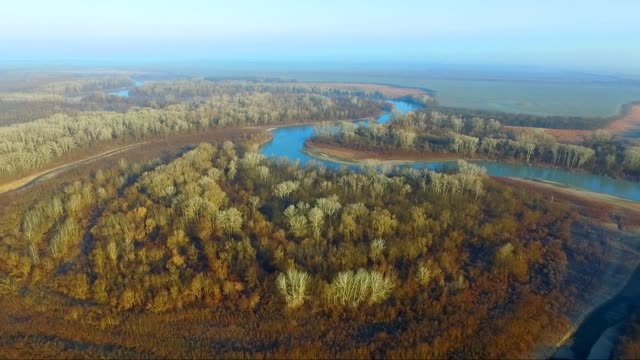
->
<box><xmin>128</xmin><ymin>80</ymin><xmax>387</xmax><ymax>107</ymax></box>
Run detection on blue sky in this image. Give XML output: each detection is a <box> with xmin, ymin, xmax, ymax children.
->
<box><xmin>1</xmin><ymin>0</ymin><xmax>639</xmax><ymax>74</ymax></box>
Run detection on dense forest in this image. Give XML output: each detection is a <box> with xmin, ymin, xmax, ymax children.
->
<box><xmin>310</xmin><ymin>108</ymin><xmax>640</xmax><ymax>179</ymax></box>
<box><xmin>0</xmin><ymin>82</ymin><xmax>382</xmax><ymax>178</ymax></box>
<box><xmin>0</xmin><ymin>77</ymin><xmax>386</xmax><ymax>126</ymax></box>
<box><xmin>0</xmin><ymin>137</ymin><xmax>613</xmax><ymax>357</ymax></box>
<box><xmin>128</xmin><ymin>79</ymin><xmax>387</xmax><ymax>106</ymax></box>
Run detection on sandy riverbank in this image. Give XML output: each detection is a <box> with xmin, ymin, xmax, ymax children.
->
<box><xmin>304</xmin><ymin>139</ymin><xmax>460</xmax><ymax>164</ymax></box>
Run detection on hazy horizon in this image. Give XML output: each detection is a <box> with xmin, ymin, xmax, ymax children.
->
<box><xmin>2</xmin><ymin>0</ymin><xmax>639</xmax><ymax>75</ymax></box>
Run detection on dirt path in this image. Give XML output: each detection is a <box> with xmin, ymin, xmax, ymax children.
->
<box><xmin>0</xmin><ymin>142</ymin><xmax>148</xmax><ymax>194</ymax></box>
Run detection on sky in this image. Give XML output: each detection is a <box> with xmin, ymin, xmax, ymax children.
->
<box><xmin>1</xmin><ymin>0</ymin><xmax>639</xmax><ymax>74</ymax></box>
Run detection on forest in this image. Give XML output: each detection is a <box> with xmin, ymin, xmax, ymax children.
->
<box><xmin>310</xmin><ymin>107</ymin><xmax>640</xmax><ymax>179</ymax></box>
<box><xmin>0</xmin><ymin>77</ymin><xmax>385</xmax><ymax>126</ymax></box>
<box><xmin>0</xmin><ymin>138</ymin><xmax>612</xmax><ymax>358</ymax></box>
<box><xmin>0</xmin><ymin>75</ymin><xmax>137</xmax><ymax>126</ymax></box>
<box><xmin>0</xmin><ymin>80</ymin><xmax>382</xmax><ymax>179</ymax></box>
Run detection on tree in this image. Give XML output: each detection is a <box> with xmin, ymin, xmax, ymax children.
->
<box><xmin>216</xmin><ymin>208</ymin><xmax>243</xmax><ymax>235</ymax></box>
<box><xmin>338</xmin><ymin>121</ymin><xmax>357</xmax><ymax>141</ymax></box>
<box><xmin>276</xmin><ymin>269</ymin><xmax>311</xmax><ymax>309</ymax></box>
<box><xmin>274</xmin><ymin>181</ymin><xmax>299</xmax><ymax>199</ymax></box>
<box><xmin>326</xmin><ymin>269</ymin><xmax>394</xmax><ymax>307</ymax></box>
<box><xmin>369</xmin><ymin>238</ymin><xmax>386</xmax><ymax>261</ymax></box>
<box><xmin>307</xmin><ymin>207</ymin><xmax>324</xmax><ymax>239</ymax></box>
<box><xmin>368</xmin><ymin>208</ymin><xmax>397</xmax><ymax>239</ymax></box>
<box><xmin>316</xmin><ymin>195</ymin><xmax>341</xmax><ymax>221</ymax></box>
<box><xmin>625</xmin><ymin>147</ymin><xmax>640</xmax><ymax>170</ymax></box>
<box><xmin>417</xmin><ymin>260</ymin><xmax>443</xmax><ymax>287</ymax></box>
<box><xmin>516</xmin><ymin>133</ymin><xmax>536</xmax><ymax>162</ymax></box>
<box><xmin>450</xmin><ymin>116</ymin><xmax>463</xmax><ymax>132</ymax></box>
<box><xmin>394</xmin><ymin>128</ymin><xmax>417</xmax><ymax>150</ymax></box>
<box><xmin>49</xmin><ymin>218</ymin><xmax>80</xmax><ymax>259</ymax></box>
<box><xmin>480</xmin><ymin>138</ymin><xmax>498</xmax><ymax>156</ymax></box>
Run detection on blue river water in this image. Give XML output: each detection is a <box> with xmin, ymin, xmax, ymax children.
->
<box><xmin>108</xmin><ymin>80</ymin><xmax>144</xmax><ymax>97</ymax></box>
<box><xmin>260</xmin><ymin>101</ymin><xmax>640</xmax><ymax>202</ymax></box>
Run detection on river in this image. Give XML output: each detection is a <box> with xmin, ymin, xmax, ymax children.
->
<box><xmin>260</xmin><ymin>100</ymin><xmax>640</xmax><ymax>202</ymax></box>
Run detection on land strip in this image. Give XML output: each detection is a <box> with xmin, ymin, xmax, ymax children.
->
<box><xmin>506</xmin><ymin>103</ymin><xmax>640</xmax><ymax>142</ymax></box>
<box><xmin>294</xmin><ymin>82</ymin><xmax>427</xmax><ymax>99</ymax></box>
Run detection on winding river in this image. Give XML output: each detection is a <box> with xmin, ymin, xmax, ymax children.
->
<box><xmin>260</xmin><ymin>100</ymin><xmax>640</xmax><ymax>201</ymax></box>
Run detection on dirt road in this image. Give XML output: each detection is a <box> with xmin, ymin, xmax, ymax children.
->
<box><xmin>0</xmin><ymin>142</ymin><xmax>148</xmax><ymax>194</ymax></box>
